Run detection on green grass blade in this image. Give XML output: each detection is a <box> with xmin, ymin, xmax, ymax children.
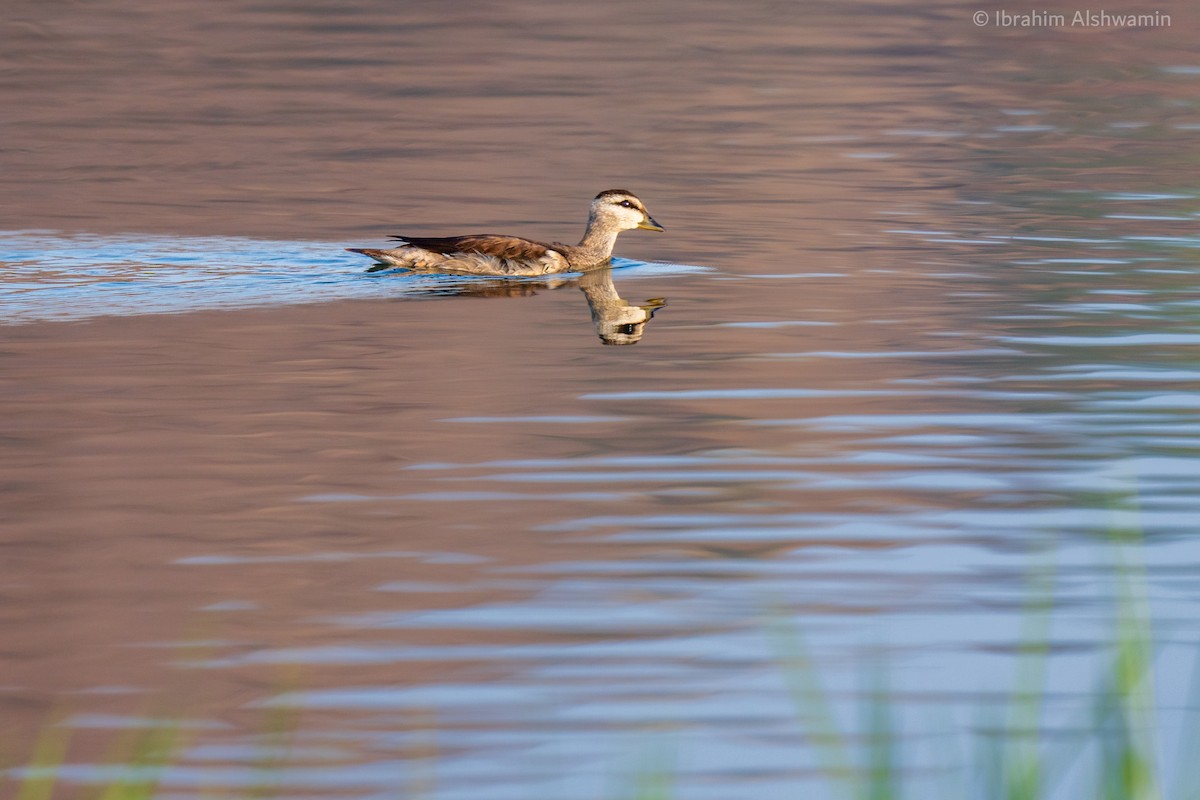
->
<box><xmin>1108</xmin><ymin>486</ymin><xmax>1162</xmax><ymax>800</ymax></box>
<box><xmin>96</xmin><ymin>718</ymin><xmax>185</xmax><ymax>800</ymax></box>
<box><xmin>1002</xmin><ymin>540</ymin><xmax>1057</xmax><ymax>800</ymax></box>
<box><xmin>766</xmin><ymin>612</ymin><xmax>856</xmax><ymax>800</ymax></box>
<box><xmin>631</xmin><ymin>740</ymin><xmax>676</xmax><ymax>800</ymax></box>
<box><xmin>13</xmin><ymin>712</ymin><xmax>72</xmax><ymax>800</ymax></box>
<box><xmin>861</xmin><ymin>650</ymin><xmax>898</xmax><ymax>800</ymax></box>
<box><xmin>248</xmin><ymin>673</ymin><xmax>305</xmax><ymax>799</ymax></box>
<box><xmin>609</xmin><ymin>731</ymin><xmax>675</xmax><ymax>800</ymax></box>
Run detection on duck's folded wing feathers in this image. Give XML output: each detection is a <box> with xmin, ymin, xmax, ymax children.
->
<box><xmin>389</xmin><ymin>234</ymin><xmax>561</xmax><ymax>260</ymax></box>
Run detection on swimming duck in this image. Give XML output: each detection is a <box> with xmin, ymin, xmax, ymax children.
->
<box><xmin>348</xmin><ymin>190</ymin><xmax>663</xmax><ymax>276</ymax></box>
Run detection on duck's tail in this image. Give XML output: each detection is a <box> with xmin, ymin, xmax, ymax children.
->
<box><xmin>347</xmin><ymin>248</ymin><xmax>400</xmax><ymax>272</ymax></box>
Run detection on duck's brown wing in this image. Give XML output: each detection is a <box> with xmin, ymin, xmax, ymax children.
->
<box><xmin>389</xmin><ymin>233</ymin><xmax>561</xmax><ymax>260</ymax></box>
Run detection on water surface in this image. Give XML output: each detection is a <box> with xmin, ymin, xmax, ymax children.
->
<box><xmin>3</xmin><ymin>1</ymin><xmax>1200</xmax><ymax>798</ymax></box>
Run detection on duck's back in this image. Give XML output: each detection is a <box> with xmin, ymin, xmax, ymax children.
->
<box><xmin>353</xmin><ymin>233</ymin><xmax>573</xmax><ymax>275</ymax></box>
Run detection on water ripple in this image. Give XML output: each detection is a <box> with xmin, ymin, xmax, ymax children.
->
<box><xmin>0</xmin><ymin>231</ymin><xmax>705</xmax><ymax>323</ymax></box>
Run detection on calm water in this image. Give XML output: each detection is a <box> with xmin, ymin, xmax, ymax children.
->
<box><xmin>4</xmin><ymin>1</ymin><xmax>1200</xmax><ymax>798</ymax></box>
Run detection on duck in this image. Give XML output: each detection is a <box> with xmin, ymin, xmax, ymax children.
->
<box><xmin>348</xmin><ymin>189</ymin><xmax>663</xmax><ymax>276</ymax></box>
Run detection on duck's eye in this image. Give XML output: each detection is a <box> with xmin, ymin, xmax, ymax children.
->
<box><xmin>618</xmin><ymin>200</ymin><xmax>634</xmax><ymax>208</ymax></box>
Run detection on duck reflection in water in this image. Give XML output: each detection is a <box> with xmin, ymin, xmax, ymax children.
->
<box><xmin>381</xmin><ymin>268</ymin><xmax>665</xmax><ymax>345</ymax></box>
<box><xmin>577</xmin><ymin>268</ymin><xmax>665</xmax><ymax>346</ymax></box>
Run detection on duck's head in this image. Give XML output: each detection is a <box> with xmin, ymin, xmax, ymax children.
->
<box><xmin>591</xmin><ymin>190</ymin><xmax>664</xmax><ymax>232</ymax></box>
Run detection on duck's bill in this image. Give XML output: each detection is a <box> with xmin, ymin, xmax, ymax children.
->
<box><xmin>637</xmin><ymin>215</ymin><xmax>665</xmax><ymax>232</ymax></box>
